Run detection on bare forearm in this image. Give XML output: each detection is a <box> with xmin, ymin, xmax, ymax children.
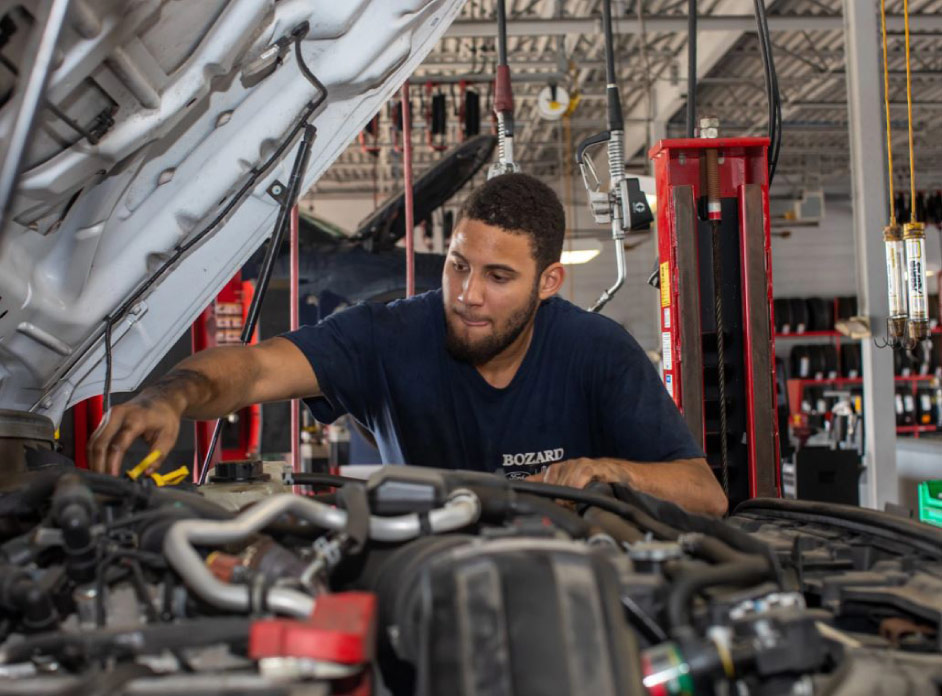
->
<box><xmin>614</xmin><ymin>458</ymin><xmax>728</xmax><ymax>517</ymax></box>
<box><xmin>139</xmin><ymin>346</ymin><xmax>258</xmax><ymax>420</ymax></box>
<box><xmin>535</xmin><ymin>456</ymin><xmax>728</xmax><ymax>517</ymax></box>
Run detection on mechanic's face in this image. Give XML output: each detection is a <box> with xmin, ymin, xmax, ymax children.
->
<box><xmin>443</xmin><ymin>218</ymin><xmax>564</xmax><ymax>365</ymax></box>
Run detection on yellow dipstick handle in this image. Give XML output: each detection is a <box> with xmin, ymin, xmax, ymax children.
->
<box><xmin>126</xmin><ymin>450</ymin><xmax>162</xmax><ymax>480</ymax></box>
<box><xmin>150</xmin><ymin>465</ymin><xmax>190</xmax><ymax>487</ymax></box>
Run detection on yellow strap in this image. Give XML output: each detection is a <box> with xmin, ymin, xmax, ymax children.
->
<box><xmin>711</xmin><ymin>635</ymin><xmax>736</xmax><ymax>679</ymax></box>
<box><xmin>903</xmin><ymin>0</ymin><xmax>917</xmax><ymax>222</ymax></box>
<box><xmin>880</xmin><ymin>0</ymin><xmax>895</xmax><ymax>224</ymax></box>
<box><xmin>150</xmin><ymin>465</ymin><xmax>190</xmax><ymax>487</ymax></box>
<box><xmin>126</xmin><ymin>449</ymin><xmax>162</xmax><ymax>480</ymax></box>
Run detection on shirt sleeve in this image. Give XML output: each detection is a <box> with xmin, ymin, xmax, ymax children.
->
<box><xmin>280</xmin><ymin>303</ymin><xmax>377</xmax><ymax>425</ymax></box>
<box><xmin>596</xmin><ymin>327</ymin><xmax>705</xmax><ymax>462</ymax></box>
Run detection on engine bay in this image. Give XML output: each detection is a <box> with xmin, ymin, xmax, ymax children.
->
<box><xmin>0</xmin><ymin>457</ymin><xmax>938</xmax><ymax>695</ymax></box>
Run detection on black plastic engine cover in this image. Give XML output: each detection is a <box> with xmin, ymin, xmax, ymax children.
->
<box><xmin>372</xmin><ymin>536</ymin><xmax>643</xmax><ymax>696</ymax></box>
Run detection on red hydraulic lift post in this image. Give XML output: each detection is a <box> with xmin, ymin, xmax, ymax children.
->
<box><xmin>650</xmin><ymin>136</ymin><xmax>780</xmax><ymax>508</ymax></box>
<box><xmin>401</xmin><ymin>82</ymin><xmax>415</xmax><ymax>298</ymax></box>
<box><xmin>290</xmin><ymin>205</ymin><xmax>301</xmax><ymax>477</ymax></box>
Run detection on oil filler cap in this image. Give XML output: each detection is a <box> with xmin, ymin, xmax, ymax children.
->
<box><xmin>210</xmin><ymin>459</ymin><xmax>268</xmax><ymax>483</ymax></box>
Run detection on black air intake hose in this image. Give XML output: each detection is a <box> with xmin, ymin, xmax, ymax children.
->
<box><xmin>52</xmin><ymin>473</ymin><xmax>98</xmax><ymax>583</ymax></box>
<box><xmin>666</xmin><ymin>556</ymin><xmax>772</xmax><ymax>637</ymax></box>
<box><xmin>0</xmin><ymin>564</ymin><xmax>58</xmax><ymax>632</ymax></box>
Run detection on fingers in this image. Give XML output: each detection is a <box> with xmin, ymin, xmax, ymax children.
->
<box><xmin>145</xmin><ymin>426</ymin><xmax>179</xmax><ymax>475</ymax></box>
<box><xmin>88</xmin><ymin>408</ymin><xmax>124</xmax><ymax>474</ymax></box>
<box><xmin>522</xmin><ymin>459</ymin><xmax>604</xmax><ymax>489</ymax></box>
<box><xmin>524</xmin><ymin>464</ymin><xmax>557</xmax><ymax>483</ymax></box>
<box><xmin>88</xmin><ymin>401</ymin><xmax>180</xmax><ymax>476</ymax></box>
<box><xmin>540</xmin><ymin>462</ymin><xmax>564</xmax><ymax>484</ymax></box>
<box><xmin>530</xmin><ymin>460</ymin><xmax>596</xmax><ymax>489</ymax></box>
<box><xmin>104</xmin><ymin>414</ymin><xmax>149</xmax><ymax>477</ymax></box>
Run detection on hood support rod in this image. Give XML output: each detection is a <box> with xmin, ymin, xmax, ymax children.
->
<box><xmin>197</xmin><ymin>124</ymin><xmax>316</xmax><ymax>485</ymax></box>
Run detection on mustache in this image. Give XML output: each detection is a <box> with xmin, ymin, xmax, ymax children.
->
<box><xmin>451</xmin><ymin>307</ymin><xmax>490</xmax><ymax>323</ymax></box>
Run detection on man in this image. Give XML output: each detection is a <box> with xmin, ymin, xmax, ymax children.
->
<box><xmin>90</xmin><ymin>173</ymin><xmax>727</xmax><ymax>516</ymax></box>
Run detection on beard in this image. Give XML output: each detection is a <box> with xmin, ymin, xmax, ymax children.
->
<box><xmin>445</xmin><ymin>284</ymin><xmax>540</xmax><ymax>366</ymax></box>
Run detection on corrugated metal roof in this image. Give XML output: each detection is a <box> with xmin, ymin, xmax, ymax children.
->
<box><xmin>313</xmin><ymin>0</ymin><xmax>942</xmax><ymax>197</ymax></box>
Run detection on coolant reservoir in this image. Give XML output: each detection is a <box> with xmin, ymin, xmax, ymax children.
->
<box><xmin>199</xmin><ymin>459</ymin><xmax>291</xmax><ymax>512</ymax></box>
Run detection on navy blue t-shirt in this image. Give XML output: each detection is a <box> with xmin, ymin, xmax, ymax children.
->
<box><xmin>282</xmin><ymin>289</ymin><xmax>703</xmax><ymax>478</ymax></box>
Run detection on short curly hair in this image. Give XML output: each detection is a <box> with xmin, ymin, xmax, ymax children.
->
<box><xmin>457</xmin><ymin>173</ymin><xmax>565</xmax><ymax>273</ymax></box>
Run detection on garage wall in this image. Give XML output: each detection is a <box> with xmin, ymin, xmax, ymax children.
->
<box><xmin>771</xmin><ymin>198</ymin><xmax>942</xmax><ymax>302</ymax></box>
<box><xmin>771</xmin><ymin>200</ymin><xmax>857</xmax><ymax>298</ymax></box>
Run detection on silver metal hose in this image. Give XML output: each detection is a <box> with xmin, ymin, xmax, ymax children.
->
<box><xmin>589</xmin><ymin>235</ymin><xmax>627</xmax><ymax>313</ymax></box>
<box><xmin>607</xmin><ymin>128</ymin><xmax>624</xmax><ymax>189</ymax></box>
<box><xmin>163</xmin><ymin>491</ymin><xmax>480</xmax><ymax>617</ymax></box>
<box><xmin>588</xmin><ymin>128</ymin><xmax>628</xmax><ymax>314</ymax></box>
<box><xmin>368</xmin><ymin>491</ymin><xmax>480</xmax><ymax>542</ymax></box>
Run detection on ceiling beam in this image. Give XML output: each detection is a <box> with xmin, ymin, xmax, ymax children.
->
<box><xmin>444</xmin><ymin>14</ymin><xmax>942</xmax><ymax>37</ymax></box>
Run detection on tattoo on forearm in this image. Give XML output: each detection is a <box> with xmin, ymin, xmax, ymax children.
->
<box><xmin>138</xmin><ymin>369</ymin><xmax>215</xmax><ymax>406</ymax></box>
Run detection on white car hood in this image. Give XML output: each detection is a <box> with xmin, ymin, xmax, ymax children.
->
<box><xmin>0</xmin><ymin>0</ymin><xmax>464</xmax><ymax>424</ymax></box>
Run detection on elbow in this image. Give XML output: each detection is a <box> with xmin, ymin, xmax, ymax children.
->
<box><xmin>705</xmin><ymin>488</ymin><xmax>729</xmax><ymax>517</ymax></box>
<box><xmin>692</xmin><ymin>458</ymin><xmax>728</xmax><ymax>517</ymax></box>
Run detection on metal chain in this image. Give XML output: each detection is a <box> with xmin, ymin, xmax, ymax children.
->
<box><xmin>712</xmin><ymin>222</ymin><xmax>730</xmax><ymax>497</ymax></box>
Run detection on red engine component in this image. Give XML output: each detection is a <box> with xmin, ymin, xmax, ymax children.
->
<box><xmin>249</xmin><ymin>592</ymin><xmax>377</xmax><ymax>665</ymax></box>
<box><xmin>650</xmin><ymin>137</ymin><xmax>780</xmax><ymax>507</ymax></box>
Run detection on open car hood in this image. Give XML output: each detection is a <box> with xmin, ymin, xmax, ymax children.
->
<box><xmin>0</xmin><ymin>0</ymin><xmax>464</xmax><ymax>424</ymax></box>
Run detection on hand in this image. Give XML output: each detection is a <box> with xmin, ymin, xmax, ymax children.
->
<box><xmin>88</xmin><ymin>396</ymin><xmax>183</xmax><ymax>476</ymax></box>
<box><xmin>524</xmin><ymin>457</ymin><xmax>633</xmax><ymax>490</ymax></box>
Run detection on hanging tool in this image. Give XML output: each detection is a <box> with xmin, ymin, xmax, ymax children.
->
<box><xmin>487</xmin><ymin>0</ymin><xmax>519</xmax><ymax>178</ymax></box>
<box><xmin>198</xmin><ymin>124</ymin><xmax>317</xmax><ymax>486</ymax></box>
<box><xmin>879</xmin><ymin>0</ymin><xmax>907</xmax><ymax>345</ymax></box>
<box><xmin>900</xmin><ymin>0</ymin><xmax>929</xmax><ymax>344</ymax></box>
<box><xmin>576</xmin><ymin>0</ymin><xmax>653</xmax><ymax>313</ymax></box>
<box><xmin>357</xmin><ymin>114</ymin><xmax>381</xmax><ymax>155</ymax></box>
<box><xmin>458</xmin><ymin>80</ymin><xmax>479</xmax><ymax>142</ymax></box>
<box><xmin>390</xmin><ymin>99</ymin><xmax>407</xmax><ymax>154</ymax></box>
<box><xmin>426</xmin><ymin>82</ymin><xmax>448</xmax><ymax>152</ymax></box>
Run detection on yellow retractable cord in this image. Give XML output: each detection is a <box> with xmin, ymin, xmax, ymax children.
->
<box><xmin>901</xmin><ymin>0</ymin><xmax>929</xmax><ymax>344</ymax></box>
<box><xmin>125</xmin><ymin>450</ymin><xmax>190</xmax><ymax>487</ymax></box>
<box><xmin>880</xmin><ymin>0</ymin><xmax>906</xmax><ymax>344</ymax></box>
<box><xmin>880</xmin><ymin>0</ymin><xmax>928</xmax><ymax>346</ymax></box>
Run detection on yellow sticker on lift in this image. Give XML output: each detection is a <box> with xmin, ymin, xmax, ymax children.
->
<box><xmin>659</xmin><ymin>262</ymin><xmax>671</xmax><ymax>307</ymax></box>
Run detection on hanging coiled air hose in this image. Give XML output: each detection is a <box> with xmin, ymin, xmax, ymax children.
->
<box><xmin>488</xmin><ymin>0</ymin><xmax>518</xmax><ymax>178</ymax></box>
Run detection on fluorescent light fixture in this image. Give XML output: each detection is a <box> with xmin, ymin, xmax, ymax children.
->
<box><xmin>560</xmin><ymin>248</ymin><xmax>601</xmax><ymax>265</ymax></box>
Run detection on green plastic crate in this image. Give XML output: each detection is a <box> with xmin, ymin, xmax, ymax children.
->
<box><xmin>917</xmin><ymin>480</ymin><xmax>942</xmax><ymax>528</ymax></box>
